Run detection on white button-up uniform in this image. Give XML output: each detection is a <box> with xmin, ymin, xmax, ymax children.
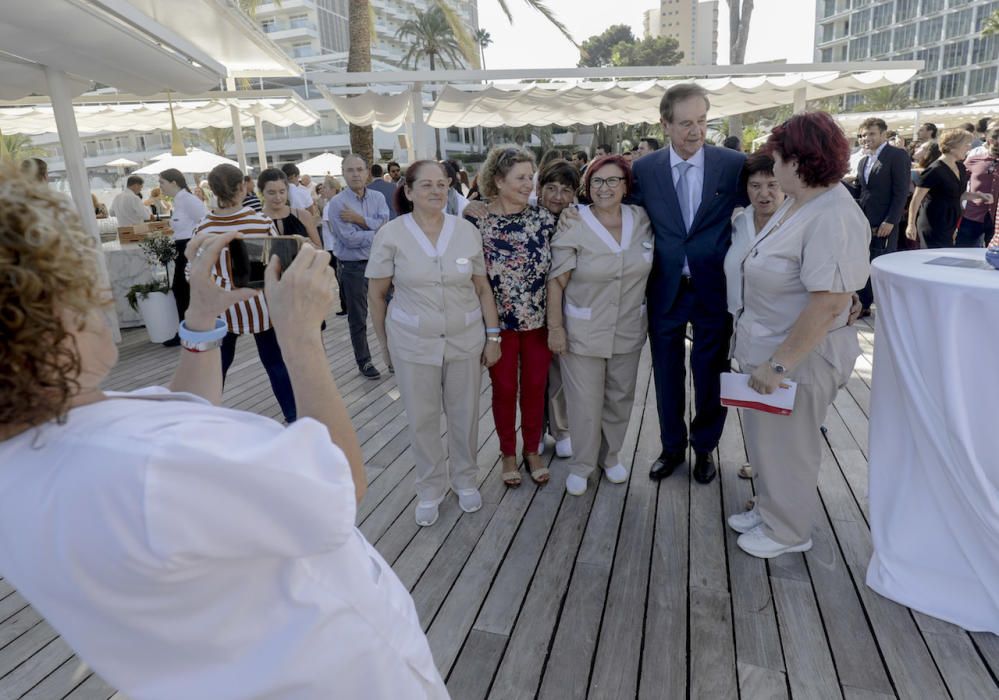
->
<box><xmin>550</xmin><ymin>203</ymin><xmax>654</xmax><ymax>477</ymax></box>
<box><xmin>367</xmin><ymin>214</ymin><xmax>487</xmax><ymax>502</ymax></box>
<box><xmin>732</xmin><ymin>184</ymin><xmax>870</xmax><ymax>545</ymax></box>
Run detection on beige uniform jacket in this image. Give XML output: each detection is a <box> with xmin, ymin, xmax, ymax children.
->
<box><xmin>550</xmin><ymin>204</ymin><xmax>654</xmax><ymax>359</ymax></box>
<box><xmin>366</xmin><ymin>213</ymin><xmax>487</xmax><ymax>366</ymax></box>
<box><xmin>732</xmin><ymin>185</ymin><xmax>871</xmax><ymax>383</ymax></box>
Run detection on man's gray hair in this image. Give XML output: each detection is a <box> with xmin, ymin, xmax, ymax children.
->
<box><xmin>343</xmin><ymin>153</ymin><xmax>368</xmax><ymax>168</ymax></box>
<box><xmin>659</xmin><ymin>83</ymin><xmax>710</xmax><ymax>123</ymax></box>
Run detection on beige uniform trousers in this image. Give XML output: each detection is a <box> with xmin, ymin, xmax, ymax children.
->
<box><xmin>546</xmin><ymin>358</ymin><xmax>570</xmax><ymax>440</ymax></box>
<box><xmin>742</xmin><ymin>352</ymin><xmax>843</xmax><ymax>545</ymax></box>
<box><xmin>393</xmin><ymin>355</ymin><xmax>483</xmax><ymax>503</ymax></box>
<box><xmin>560</xmin><ymin>349</ymin><xmax>643</xmax><ymax>478</ymax></box>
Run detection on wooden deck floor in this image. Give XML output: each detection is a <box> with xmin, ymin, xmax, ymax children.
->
<box><xmin>2</xmin><ymin>313</ymin><xmax>998</xmax><ymax>699</ymax></box>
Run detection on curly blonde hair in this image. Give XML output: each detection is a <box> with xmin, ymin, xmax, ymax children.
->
<box><xmin>0</xmin><ymin>165</ymin><xmax>108</xmax><ymax>427</ymax></box>
<box><xmin>939</xmin><ymin>128</ymin><xmax>973</xmax><ymax>155</ymax></box>
<box><xmin>478</xmin><ymin>145</ymin><xmax>536</xmax><ymax>199</ymax></box>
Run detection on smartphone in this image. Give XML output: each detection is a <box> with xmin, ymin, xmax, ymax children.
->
<box><xmin>228</xmin><ymin>234</ymin><xmax>306</xmax><ymax>289</ymax></box>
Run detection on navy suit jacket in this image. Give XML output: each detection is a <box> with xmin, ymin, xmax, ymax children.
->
<box><xmin>855</xmin><ymin>144</ymin><xmax>911</xmax><ymax>231</ymax></box>
<box><xmin>631</xmin><ymin>145</ymin><xmax>748</xmax><ymax>316</ymax></box>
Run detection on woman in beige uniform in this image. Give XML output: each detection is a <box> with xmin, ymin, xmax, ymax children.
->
<box><xmin>547</xmin><ymin>155</ymin><xmax>654</xmax><ymax>496</ymax></box>
<box><xmin>726</xmin><ymin>112</ymin><xmax>870</xmax><ymax>558</ymax></box>
<box><xmin>368</xmin><ymin>161</ymin><xmax>502</xmax><ymax>527</ymax></box>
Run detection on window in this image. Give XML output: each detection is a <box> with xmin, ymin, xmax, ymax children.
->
<box><xmin>849</xmin><ymin>36</ymin><xmax>870</xmax><ymax>60</ymax></box>
<box><xmin>871</xmin><ymin>30</ymin><xmax>891</xmax><ymax>55</ymax></box>
<box><xmin>822</xmin><ymin>23</ymin><xmax>835</xmax><ymax>43</ymax></box>
<box><xmin>872</xmin><ymin>3</ymin><xmax>892</xmax><ymax>27</ymax></box>
<box><xmin>920</xmin><ymin>0</ymin><xmax>944</xmax><ymax>13</ymax></box>
<box><xmin>290</xmin><ymin>14</ymin><xmax>310</xmax><ymax>29</ymax></box>
<box><xmin>976</xmin><ymin>3</ymin><xmax>999</xmax><ymax>32</ymax></box>
<box><xmin>912</xmin><ymin>77</ymin><xmax>937</xmax><ymax>102</ymax></box>
<box><xmin>896</xmin><ymin>0</ymin><xmax>918</xmax><ymax>20</ymax></box>
<box><xmin>947</xmin><ymin>9</ymin><xmax>973</xmax><ymax>38</ymax></box>
<box><xmin>969</xmin><ymin>66</ymin><xmax>998</xmax><ymax>96</ymax></box>
<box><xmin>918</xmin><ymin>17</ymin><xmax>943</xmax><ymax>44</ymax></box>
<box><xmin>973</xmin><ymin>35</ymin><xmax>999</xmax><ymax>63</ymax></box>
<box><xmin>261</xmin><ymin>18</ymin><xmax>275</xmax><ymax>32</ymax></box>
<box><xmin>853</xmin><ymin>9</ymin><xmax>871</xmax><ymax>32</ymax></box>
<box><xmin>894</xmin><ymin>24</ymin><xmax>916</xmax><ymax>51</ymax></box>
<box><xmin>821</xmin><ymin>47</ymin><xmax>834</xmax><ymax>62</ymax></box>
<box><xmin>939</xmin><ymin>73</ymin><xmax>966</xmax><ymax>99</ymax></box>
<box><xmin>943</xmin><ymin>41</ymin><xmax>969</xmax><ymax>69</ymax></box>
<box><xmin>916</xmin><ymin>46</ymin><xmax>940</xmax><ymax>71</ymax></box>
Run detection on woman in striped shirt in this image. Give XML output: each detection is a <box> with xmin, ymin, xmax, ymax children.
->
<box><xmin>196</xmin><ymin>164</ymin><xmax>297</xmax><ymax>423</ymax></box>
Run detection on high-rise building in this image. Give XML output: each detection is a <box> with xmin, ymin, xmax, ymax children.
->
<box><xmin>371</xmin><ymin>0</ymin><xmax>479</xmax><ymax>69</ymax></box>
<box><xmin>644</xmin><ymin>0</ymin><xmax>719</xmax><ymax>65</ymax></box>
<box><xmin>814</xmin><ymin>0</ymin><xmax>999</xmax><ymax>106</ymax></box>
<box><xmin>255</xmin><ymin>0</ymin><xmax>350</xmax><ymax>60</ymax></box>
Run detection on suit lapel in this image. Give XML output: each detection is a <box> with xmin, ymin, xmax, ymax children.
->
<box><xmin>651</xmin><ymin>149</ymin><xmax>685</xmax><ymax>238</ymax></box>
<box><xmin>859</xmin><ymin>155</ymin><xmax>869</xmax><ymax>185</ymax></box>
<box><xmin>689</xmin><ymin>146</ymin><xmax>720</xmax><ymax>235</ymax></box>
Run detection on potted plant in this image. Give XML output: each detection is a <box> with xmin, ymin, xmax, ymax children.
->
<box><xmin>126</xmin><ymin>234</ymin><xmax>179</xmax><ymax>343</ymax></box>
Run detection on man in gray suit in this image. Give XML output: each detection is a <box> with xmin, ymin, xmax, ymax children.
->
<box><xmin>853</xmin><ymin>117</ymin><xmax>911</xmax><ymax>316</ymax></box>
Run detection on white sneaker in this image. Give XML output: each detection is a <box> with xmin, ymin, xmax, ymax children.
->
<box><xmin>555</xmin><ymin>436</ymin><xmax>573</xmax><ymax>458</ymax></box>
<box><xmin>727</xmin><ymin>506</ymin><xmax>763</xmax><ymax>534</ymax></box>
<box><xmin>603</xmin><ymin>463</ymin><xmax>629</xmax><ymax>484</ymax></box>
<box><xmin>538</xmin><ymin>436</ymin><xmax>546</xmax><ymax>454</ymax></box>
<box><xmin>566</xmin><ymin>473</ymin><xmax>588</xmax><ymax>496</ymax></box>
<box><xmin>737</xmin><ymin>525</ymin><xmax>812</xmax><ymax>559</ymax></box>
<box><xmin>415</xmin><ymin>494</ymin><xmax>446</xmax><ymax>527</ymax></box>
<box><xmin>456</xmin><ymin>488</ymin><xmax>482</xmax><ymax>514</ymax></box>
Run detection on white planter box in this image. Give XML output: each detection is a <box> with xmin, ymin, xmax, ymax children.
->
<box><xmin>136</xmin><ymin>290</ymin><xmax>179</xmax><ymax>343</ymax></box>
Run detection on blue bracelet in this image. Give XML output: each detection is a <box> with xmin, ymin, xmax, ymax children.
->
<box><xmin>485</xmin><ymin>326</ymin><xmax>501</xmax><ymax>334</ymax></box>
<box><xmin>178</xmin><ymin>318</ymin><xmax>228</xmax><ymax>343</ymax></box>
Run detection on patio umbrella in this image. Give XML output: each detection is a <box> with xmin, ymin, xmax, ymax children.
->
<box><xmin>297</xmin><ymin>152</ymin><xmax>344</xmax><ymax>177</ymax></box>
<box><xmin>104</xmin><ymin>157</ymin><xmax>138</xmax><ymax>167</ymax></box>
<box><xmin>134</xmin><ymin>147</ymin><xmax>239</xmax><ymax>175</ymax></box>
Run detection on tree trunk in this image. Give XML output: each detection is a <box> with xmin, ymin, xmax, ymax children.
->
<box><xmin>430</xmin><ymin>53</ymin><xmax>442</xmax><ymax>160</ymax></box>
<box><xmin>727</xmin><ymin>0</ymin><xmax>754</xmax><ymax>65</ymax></box>
<box><xmin>347</xmin><ymin>0</ymin><xmax>374</xmax><ymax>164</ymax></box>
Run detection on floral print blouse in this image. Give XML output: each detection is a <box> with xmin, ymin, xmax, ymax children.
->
<box><xmin>470</xmin><ymin>205</ymin><xmax>554</xmax><ymax>331</ymax></box>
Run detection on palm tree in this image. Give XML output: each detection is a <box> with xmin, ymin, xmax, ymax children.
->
<box><xmin>0</xmin><ymin>131</ymin><xmax>47</xmax><ymax>163</ymax></box>
<box><xmin>396</xmin><ymin>6</ymin><xmax>472</xmax><ymax>159</ymax></box>
<box><xmin>348</xmin><ymin>0</ymin><xmax>375</xmax><ymax>165</ymax></box>
<box><xmin>474</xmin><ymin>28</ymin><xmax>493</xmax><ymax>70</ymax></box>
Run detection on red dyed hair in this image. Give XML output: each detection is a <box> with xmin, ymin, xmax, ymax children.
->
<box><xmin>763</xmin><ymin>111</ymin><xmax>850</xmax><ymax>188</ymax></box>
<box><xmin>583</xmin><ymin>154</ymin><xmax>634</xmax><ymax>200</ymax></box>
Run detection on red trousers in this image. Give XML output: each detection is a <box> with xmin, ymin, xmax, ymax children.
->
<box><xmin>489</xmin><ymin>328</ymin><xmax>552</xmax><ymax>456</ymax></box>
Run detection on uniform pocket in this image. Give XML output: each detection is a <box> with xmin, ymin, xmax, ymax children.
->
<box><xmin>565</xmin><ymin>303</ymin><xmax>592</xmax><ymax>320</ymax></box>
<box><xmin>464</xmin><ymin>307</ymin><xmax>483</xmax><ymax>326</ymax></box>
<box><xmin>456</xmin><ymin>257</ymin><xmax>471</xmax><ymax>274</ymax></box>
<box><xmin>390</xmin><ymin>306</ymin><xmax>420</xmax><ymax>328</ymax></box>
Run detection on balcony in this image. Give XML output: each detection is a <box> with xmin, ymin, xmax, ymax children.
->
<box><xmin>264</xmin><ymin>23</ymin><xmax>320</xmax><ymax>43</ymax></box>
<box><xmin>253</xmin><ymin>0</ymin><xmax>316</xmax><ymax>19</ymax></box>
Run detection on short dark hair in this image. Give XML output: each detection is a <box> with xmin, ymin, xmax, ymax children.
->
<box><xmin>126</xmin><ymin>175</ymin><xmax>143</xmax><ymax>188</ymax></box>
<box><xmin>977</xmin><ymin>118</ymin><xmax>990</xmax><ymax>133</ymax></box>
<box><xmin>722</xmin><ymin>135</ymin><xmax>742</xmax><ymax>151</ymax></box>
<box><xmin>922</xmin><ymin>123</ymin><xmax>938</xmax><ymax>139</ymax></box>
<box><xmin>395</xmin><ymin>160</ymin><xmax>447</xmax><ymax>215</ymax></box>
<box><xmin>280</xmin><ymin>163</ymin><xmax>300</xmax><ymax>178</ymax></box>
<box><xmin>739</xmin><ymin>152</ymin><xmax>776</xmax><ymax>194</ymax></box>
<box><xmin>20</xmin><ymin>158</ymin><xmax>47</xmax><ymax>182</ymax></box>
<box><xmin>371</xmin><ymin>164</ymin><xmax>384</xmax><ymax>177</ymax></box>
<box><xmin>763</xmin><ymin>112</ymin><xmax>850</xmax><ymax>188</ymax></box>
<box><xmin>256</xmin><ymin>167</ymin><xmax>287</xmax><ymax>194</ymax></box>
<box><xmin>596</xmin><ymin>143</ymin><xmax>612</xmax><ymax>154</ymax></box>
<box><xmin>538</xmin><ymin>159</ymin><xmax>580</xmax><ymax>192</ymax></box>
<box><xmin>639</xmin><ymin>137</ymin><xmax>660</xmax><ymax>151</ymax></box>
<box><xmin>960</xmin><ymin>122</ymin><xmax>976</xmax><ymax>133</ymax></box>
<box><xmin>660</xmin><ymin>83</ymin><xmax>710</xmax><ymax>123</ymax></box>
<box><xmin>583</xmin><ymin>155</ymin><xmax>633</xmax><ymax>200</ymax></box>
<box><xmin>159</xmin><ymin>169</ymin><xmax>189</xmax><ymax>192</ymax></box>
<box><xmin>860</xmin><ymin>117</ymin><xmax>888</xmax><ymax>133</ymax></box>
<box><xmin>387</xmin><ymin>161</ymin><xmax>400</xmax><ymax>170</ymax></box>
<box><xmin>573</xmin><ymin>150</ymin><xmax>589</xmax><ymax>163</ymax></box>
<box><xmin>208</xmin><ymin>164</ymin><xmax>245</xmax><ymax>206</ymax></box>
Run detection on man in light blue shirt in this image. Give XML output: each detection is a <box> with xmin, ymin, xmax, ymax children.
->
<box><xmin>324</xmin><ymin>153</ymin><xmax>390</xmax><ymax>379</ymax></box>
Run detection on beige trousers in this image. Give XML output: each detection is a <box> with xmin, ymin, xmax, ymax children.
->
<box><xmin>393</xmin><ymin>354</ymin><xmax>483</xmax><ymax>503</ymax></box>
<box><xmin>742</xmin><ymin>352</ymin><xmax>843</xmax><ymax>545</ymax></box>
<box><xmin>546</xmin><ymin>357</ymin><xmax>570</xmax><ymax>440</ymax></box>
<box><xmin>560</xmin><ymin>349</ymin><xmax>643</xmax><ymax>478</ymax></box>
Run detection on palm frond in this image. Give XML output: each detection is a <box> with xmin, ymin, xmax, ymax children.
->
<box><xmin>434</xmin><ymin>0</ymin><xmax>479</xmax><ymax>68</ymax></box>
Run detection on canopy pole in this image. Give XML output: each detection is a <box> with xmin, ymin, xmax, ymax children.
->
<box><xmin>44</xmin><ymin>65</ymin><xmax>120</xmax><ymax>342</ymax></box>
<box><xmin>225</xmin><ymin>78</ymin><xmax>248</xmax><ymax>172</ymax></box>
<box><xmin>254</xmin><ymin>116</ymin><xmax>268</xmax><ymax>170</ymax></box>
<box><xmin>793</xmin><ymin>88</ymin><xmax>807</xmax><ymax>114</ymax></box>
<box><xmin>913</xmin><ymin>109</ymin><xmax>921</xmax><ymax>138</ymax></box>
<box><xmin>411</xmin><ymin>82</ymin><xmax>430</xmax><ymax>160</ymax></box>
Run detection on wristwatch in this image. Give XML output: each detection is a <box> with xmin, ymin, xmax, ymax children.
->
<box><xmin>768</xmin><ymin>357</ymin><xmax>787</xmax><ymax>375</ymax></box>
<box><xmin>179</xmin><ymin>318</ymin><xmax>228</xmax><ymax>353</ymax></box>
<box><xmin>487</xmin><ymin>335</ymin><xmax>502</xmax><ymax>344</ymax></box>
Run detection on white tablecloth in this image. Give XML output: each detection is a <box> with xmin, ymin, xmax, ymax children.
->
<box><xmin>866</xmin><ymin>249</ymin><xmax>999</xmax><ymax>633</ymax></box>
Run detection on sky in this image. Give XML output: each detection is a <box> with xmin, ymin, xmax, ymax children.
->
<box><xmin>477</xmin><ymin>0</ymin><xmax>817</xmax><ymax>70</ymax></box>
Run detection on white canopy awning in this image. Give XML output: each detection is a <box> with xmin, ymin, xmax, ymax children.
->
<box><xmin>296</xmin><ymin>152</ymin><xmax>345</xmax><ymax>177</ymax></box>
<box><xmin>133</xmin><ymin>147</ymin><xmax>239</xmax><ymax>175</ymax></box>
<box><xmin>834</xmin><ymin>98</ymin><xmax>999</xmax><ymax>136</ymax></box>
<box><xmin>0</xmin><ymin>90</ymin><xmax>320</xmax><ymax>136</ymax></box>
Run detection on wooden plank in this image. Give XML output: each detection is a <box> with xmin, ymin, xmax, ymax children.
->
<box><xmin>841</xmin><ymin>686</ymin><xmax>897</xmax><ymax>700</ymax></box>
<box><xmin>0</xmin><ymin>609</ymin><xmax>42</xmax><ymax>650</ymax></box>
<box><xmin>443</xmin><ymin>629</ymin><xmax>507</xmax><ymax>700</ymax></box>
<box><xmin>0</xmin><ymin>636</ymin><xmax>75</xmax><ymax>698</ymax></box>
<box><xmin>19</xmin><ymin>656</ymin><xmax>92</xmax><ymax>699</ymax></box>
<box><xmin>737</xmin><ymin>661</ymin><xmax>789</xmax><ymax>700</ymax></box>
<box><xmin>919</xmin><ymin>630</ymin><xmax>999</xmax><ymax>700</ymax></box>
<box><xmin>0</xmin><ymin>592</ymin><xmax>29</xmax><ymax>624</ymax></box>
<box><xmin>61</xmin><ymin>671</ymin><xmax>117</xmax><ymax>700</ymax></box>
<box><xmin>970</xmin><ymin>631</ymin><xmax>999</xmax><ymax>684</ymax></box>
<box><xmin>689</xmin><ymin>586</ymin><xmax>738</xmax><ymax>699</ymax></box>
<box><xmin>0</xmin><ymin>619</ymin><xmax>59</xmax><ymax>680</ymax></box>
<box><xmin>771</xmin><ymin>576</ymin><xmax>842</xmax><ymax>700</ymax></box>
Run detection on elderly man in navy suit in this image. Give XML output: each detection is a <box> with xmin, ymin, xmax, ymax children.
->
<box><xmin>631</xmin><ymin>84</ymin><xmax>747</xmax><ymax>484</ymax></box>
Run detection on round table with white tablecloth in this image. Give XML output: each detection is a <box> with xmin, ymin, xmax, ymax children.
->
<box><xmin>866</xmin><ymin>249</ymin><xmax>999</xmax><ymax>634</ymax></box>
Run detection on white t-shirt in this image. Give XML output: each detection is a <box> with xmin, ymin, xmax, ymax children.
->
<box><xmin>111</xmin><ymin>189</ymin><xmax>148</xmax><ymax>227</ymax></box>
<box><xmin>290</xmin><ymin>182</ymin><xmax>314</xmax><ymax>211</ymax></box>
<box><xmin>169</xmin><ymin>188</ymin><xmax>207</xmax><ymax>241</ymax></box>
<box><xmin>0</xmin><ymin>389</ymin><xmax>447</xmax><ymax>700</ymax></box>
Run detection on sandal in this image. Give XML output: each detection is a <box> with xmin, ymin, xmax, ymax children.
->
<box><xmin>523</xmin><ymin>452</ymin><xmax>550</xmax><ymax>485</ymax></box>
<box><xmin>501</xmin><ymin>455</ymin><xmax>521</xmax><ymax>488</ymax></box>
<box><xmin>738</xmin><ymin>463</ymin><xmax>753</xmax><ymax>479</ymax></box>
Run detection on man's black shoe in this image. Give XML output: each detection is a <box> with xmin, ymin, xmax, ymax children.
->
<box><xmin>650</xmin><ymin>450</ymin><xmax>685</xmax><ymax>480</ymax></box>
<box><xmin>335</xmin><ymin>310</ymin><xmax>348</xmax><ymax>316</ymax></box>
<box><xmin>162</xmin><ymin>334</ymin><xmax>181</xmax><ymax>347</ymax></box>
<box><xmin>360</xmin><ymin>362</ymin><xmax>381</xmax><ymax>380</ymax></box>
<box><xmin>693</xmin><ymin>451</ymin><xmax>717</xmax><ymax>484</ymax></box>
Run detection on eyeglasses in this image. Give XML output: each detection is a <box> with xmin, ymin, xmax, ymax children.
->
<box><xmin>590</xmin><ymin>176</ymin><xmax>624</xmax><ymax>190</ymax></box>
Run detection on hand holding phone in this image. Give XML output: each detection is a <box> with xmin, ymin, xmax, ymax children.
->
<box><xmin>229</xmin><ymin>234</ymin><xmax>307</xmax><ymax>288</ymax></box>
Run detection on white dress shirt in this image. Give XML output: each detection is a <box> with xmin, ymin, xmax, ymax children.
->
<box><xmin>111</xmin><ymin>189</ymin><xmax>148</xmax><ymax>227</ymax></box>
<box><xmin>669</xmin><ymin>144</ymin><xmax>705</xmax><ymax>277</ymax></box>
<box><xmin>169</xmin><ymin>188</ymin><xmax>207</xmax><ymax>241</ymax></box>
<box><xmin>0</xmin><ymin>388</ymin><xmax>448</xmax><ymax>700</ymax></box>
<box><xmin>864</xmin><ymin>141</ymin><xmax>888</xmax><ymax>183</ymax></box>
<box><xmin>289</xmin><ymin>182</ymin><xmax>314</xmax><ymax>210</ymax></box>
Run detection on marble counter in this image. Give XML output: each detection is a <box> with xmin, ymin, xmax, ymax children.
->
<box><xmin>102</xmin><ymin>240</ymin><xmax>158</xmax><ymax>328</ymax></box>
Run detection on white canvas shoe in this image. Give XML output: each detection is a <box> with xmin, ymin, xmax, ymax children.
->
<box><xmin>415</xmin><ymin>494</ymin><xmax>446</xmax><ymax>527</ymax></box>
<box><xmin>555</xmin><ymin>436</ymin><xmax>573</xmax><ymax>458</ymax></box>
<box><xmin>603</xmin><ymin>463</ymin><xmax>629</xmax><ymax>484</ymax></box>
<box><xmin>456</xmin><ymin>488</ymin><xmax>482</xmax><ymax>514</ymax></box>
<box><xmin>566</xmin><ymin>473</ymin><xmax>588</xmax><ymax>496</ymax></box>
<box><xmin>737</xmin><ymin>525</ymin><xmax>812</xmax><ymax>559</ymax></box>
<box><xmin>727</xmin><ymin>507</ymin><xmax>763</xmax><ymax>534</ymax></box>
